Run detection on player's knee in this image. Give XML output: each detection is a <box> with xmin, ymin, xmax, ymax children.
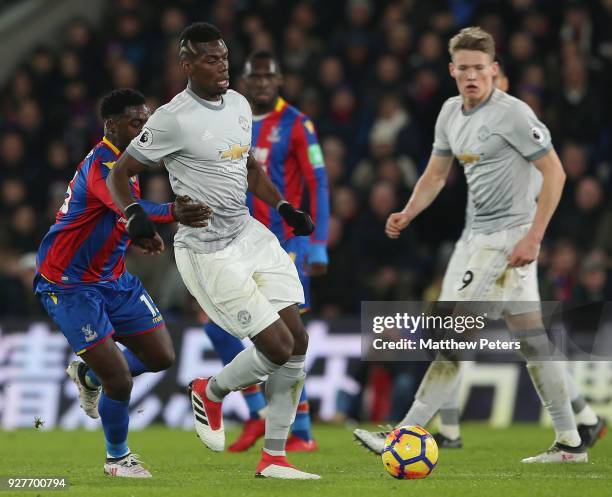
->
<box><xmin>148</xmin><ymin>349</ymin><xmax>175</xmax><ymax>372</ymax></box>
<box><xmin>101</xmin><ymin>370</ymin><xmax>133</xmax><ymax>400</ymax></box>
<box><xmin>268</xmin><ymin>330</ymin><xmax>294</xmax><ymax>365</ymax></box>
<box><xmin>291</xmin><ymin>326</ymin><xmax>309</xmax><ymax>355</ymax></box>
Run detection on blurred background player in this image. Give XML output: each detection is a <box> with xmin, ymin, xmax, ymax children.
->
<box><xmin>34</xmin><ymin>89</ymin><xmax>211</xmax><ymax>477</ymax></box>
<box><xmin>202</xmin><ymin>50</ymin><xmax>330</xmax><ymax>453</ymax></box>
<box><xmin>355</xmin><ymin>26</ymin><xmax>587</xmax><ymax>463</ymax></box>
<box><xmin>107</xmin><ymin>23</ymin><xmax>320</xmax><ymax>479</ymax></box>
<box><xmin>434</xmin><ymin>60</ymin><xmax>606</xmax><ymax>449</ymax></box>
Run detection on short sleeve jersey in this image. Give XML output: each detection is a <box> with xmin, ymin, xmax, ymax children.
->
<box><xmin>126</xmin><ymin>87</ymin><xmax>253</xmax><ymax>253</ymax></box>
<box><xmin>433</xmin><ymin>89</ymin><xmax>552</xmax><ymax>235</ymax></box>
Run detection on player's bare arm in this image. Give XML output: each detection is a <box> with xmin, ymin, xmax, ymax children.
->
<box><xmin>386</xmin><ymin>154</ymin><xmax>454</xmax><ymax>239</ymax></box>
<box><xmin>508</xmin><ymin>148</ymin><xmax>566</xmax><ymax>267</ymax></box>
<box><xmin>247</xmin><ymin>153</ymin><xmax>315</xmax><ymax>237</ymax></box>
<box><xmin>246</xmin><ymin>153</ymin><xmax>283</xmax><ymax>207</ymax></box>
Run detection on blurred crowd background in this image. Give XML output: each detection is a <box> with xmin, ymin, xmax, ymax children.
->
<box><xmin>1</xmin><ymin>0</ymin><xmax>612</xmax><ymax>320</ymax></box>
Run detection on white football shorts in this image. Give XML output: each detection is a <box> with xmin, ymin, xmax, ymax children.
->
<box><xmin>439</xmin><ymin>237</ymin><xmax>469</xmax><ymax>301</ymax></box>
<box><xmin>453</xmin><ymin>224</ymin><xmax>541</xmax><ymax>319</ymax></box>
<box><xmin>175</xmin><ymin>217</ymin><xmax>304</xmax><ymax>339</ymax></box>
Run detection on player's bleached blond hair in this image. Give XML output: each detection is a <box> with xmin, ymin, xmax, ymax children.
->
<box><xmin>448</xmin><ymin>27</ymin><xmax>495</xmax><ymax>60</ymax></box>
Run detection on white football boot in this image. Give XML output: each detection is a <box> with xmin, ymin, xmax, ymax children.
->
<box><xmin>353</xmin><ymin>428</ymin><xmax>389</xmax><ymax>455</ymax></box>
<box><xmin>104</xmin><ymin>453</ymin><xmax>152</xmax><ymax>478</ymax></box>
<box><xmin>521</xmin><ymin>443</ymin><xmax>588</xmax><ymax>463</ymax></box>
<box><xmin>66</xmin><ymin>361</ymin><xmax>100</xmax><ymax>419</ymax></box>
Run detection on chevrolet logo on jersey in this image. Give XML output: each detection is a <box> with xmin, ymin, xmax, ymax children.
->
<box><xmin>219</xmin><ymin>144</ymin><xmax>249</xmax><ymax>161</ymax></box>
<box><xmin>457</xmin><ymin>152</ymin><xmax>482</xmax><ymax>165</ymax></box>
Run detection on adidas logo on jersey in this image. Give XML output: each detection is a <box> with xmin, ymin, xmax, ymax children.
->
<box><xmin>201</xmin><ymin>130</ymin><xmax>214</xmax><ymax>141</ymax></box>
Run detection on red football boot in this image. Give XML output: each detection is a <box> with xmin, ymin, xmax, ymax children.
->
<box><xmin>285</xmin><ymin>434</ymin><xmax>319</xmax><ymax>452</ymax></box>
<box><xmin>188</xmin><ymin>378</ymin><xmax>224</xmax><ymax>451</ymax></box>
<box><xmin>255</xmin><ymin>450</ymin><xmax>320</xmax><ymax>479</ymax></box>
<box><xmin>228</xmin><ymin>418</ymin><xmax>266</xmax><ymax>452</ymax></box>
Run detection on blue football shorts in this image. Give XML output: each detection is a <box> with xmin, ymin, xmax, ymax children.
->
<box><xmin>35</xmin><ymin>271</ymin><xmax>165</xmax><ymax>355</ymax></box>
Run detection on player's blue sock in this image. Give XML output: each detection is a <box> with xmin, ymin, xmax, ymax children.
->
<box><xmin>204</xmin><ymin>321</ymin><xmax>268</xmax><ymax>419</ymax></box>
<box><xmin>242</xmin><ymin>384</ymin><xmax>267</xmax><ymax>419</ymax></box>
<box><xmin>85</xmin><ymin>349</ymin><xmax>150</xmax><ymax>388</ymax></box>
<box><xmin>291</xmin><ymin>387</ymin><xmax>313</xmax><ymax>441</ymax></box>
<box><xmin>98</xmin><ymin>393</ymin><xmax>130</xmax><ymax>458</ymax></box>
<box><xmin>121</xmin><ymin>348</ymin><xmax>149</xmax><ymax>376</ymax></box>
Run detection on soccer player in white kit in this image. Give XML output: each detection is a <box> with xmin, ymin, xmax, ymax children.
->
<box><xmin>354</xmin><ymin>27</ymin><xmax>588</xmax><ymax>463</ymax></box>
<box><xmin>107</xmin><ymin>23</ymin><xmax>320</xmax><ymax>479</ymax></box>
<box><xmin>433</xmin><ymin>64</ymin><xmax>605</xmax><ymax>450</ymax></box>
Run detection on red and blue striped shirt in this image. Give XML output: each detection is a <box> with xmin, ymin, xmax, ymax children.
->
<box><xmin>36</xmin><ymin>137</ymin><xmax>175</xmax><ymax>285</ymax></box>
<box><xmin>248</xmin><ymin>97</ymin><xmax>329</xmax><ymax>249</ymax></box>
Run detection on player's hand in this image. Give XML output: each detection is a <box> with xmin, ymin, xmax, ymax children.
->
<box><xmin>125</xmin><ymin>203</ymin><xmax>161</xmax><ymax>253</ymax></box>
<box><xmin>508</xmin><ymin>235</ymin><xmax>540</xmax><ymax>267</ymax></box>
<box><xmin>131</xmin><ymin>232</ymin><xmax>165</xmax><ymax>255</ymax></box>
<box><xmin>385</xmin><ymin>211</ymin><xmax>411</xmax><ymax>239</ymax></box>
<box><xmin>173</xmin><ymin>195</ymin><xmax>212</xmax><ymax>228</ymax></box>
<box><xmin>278</xmin><ymin>202</ymin><xmax>315</xmax><ymax>236</ymax></box>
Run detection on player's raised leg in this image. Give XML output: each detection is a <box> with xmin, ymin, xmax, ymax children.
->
<box><xmin>203</xmin><ymin>321</ymin><xmax>267</xmax><ymax>451</ymax></box>
<box><xmin>66</xmin><ymin>344</ymin><xmax>151</xmax><ymax>419</ymax></box>
<box><xmin>354</xmin><ymin>357</ymin><xmax>463</xmax><ymax>454</ymax></box>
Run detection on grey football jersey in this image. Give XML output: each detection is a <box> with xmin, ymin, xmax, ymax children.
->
<box><xmin>126</xmin><ymin>87</ymin><xmax>253</xmax><ymax>253</ymax></box>
<box><xmin>433</xmin><ymin>89</ymin><xmax>552</xmax><ymax>235</ymax></box>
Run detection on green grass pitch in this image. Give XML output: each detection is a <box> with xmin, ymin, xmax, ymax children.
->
<box><xmin>1</xmin><ymin>423</ymin><xmax>611</xmax><ymax>497</ymax></box>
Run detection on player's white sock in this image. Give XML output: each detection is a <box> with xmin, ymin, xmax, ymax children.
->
<box><xmin>439</xmin><ymin>409</ymin><xmax>461</xmax><ymax>440</ymax></box>
<box><xmin>565</xmin><ymin>368</ymin><xmax>598</xmax><ymax>425</ymax></box>
<box><xmin>512</xmin><ymin>329</ymin><xmax>581</xmax><ymax>447</ymax></box>
<box><xmin>527</xmin><ymin>361</ymin><xmax>581</xmax><ymax>447</ymax></box>
<box><xmin>207</xmin><ymin>347</ymin><xmax>280</xmax><ymax>402</ymax></box>
<box><xmin>264</xmin><ymin>355</ymin><xmax>306</xmax><ymax>456</ymax></box>
<box><xmin>397</xmin><ymin>359</ymin><xmax>462</xmax><ymax>428</ymax></box>
<box><xmin>438</xmin><ymin>364</ymin><xmax>463</xmax><ymax>439</ymax></box>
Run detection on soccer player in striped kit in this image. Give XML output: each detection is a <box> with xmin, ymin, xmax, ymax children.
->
<box><xmin>34</xmin><ymin>89</ymin><xmax>211</xmax><ymax>477</ymax></box>
<box><xmin>203</xmin><ymin>50</ymin><xmax>330</xmax><ymax>452</ymax></box>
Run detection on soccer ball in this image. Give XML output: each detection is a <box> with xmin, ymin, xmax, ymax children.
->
<box><xmin>381</xmin><ymin>425</ymin><xmax>438</xmax><ymax>479</ymax></box>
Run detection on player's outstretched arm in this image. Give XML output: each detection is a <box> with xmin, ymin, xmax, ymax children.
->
<box><xmin>386</xmin><ymin>153</ymin><xmax>454</xmax><ymax>239</ymax></box>
<box><xmin>107</xmin><ymin>153</ymin><xmax>163</xmax><ymax>254</ymax></box>
<box><xmin>508</xmin><ymin>148</ymin><xmax>566</xmax><ymax>267</ymax></box>
<box><xmin>246</xmin><ymin>153</ymin><xmax>315</xmax><ymax>236</ymax></box>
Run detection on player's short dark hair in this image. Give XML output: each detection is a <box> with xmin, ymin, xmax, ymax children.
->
<box><xmin>244</xmin><ymin>50</ymin><xmax>281</xmax><ymax>74</ymax></box>
<box><xmin>100</xmin><ymin>88</ymin><xmax>145</xmax><ymax>120</ymax></box>
<box><xmin>247</xmin><ymin>50</ymin><xmax>276</xmax><ymax>64</ymax></box>
<box><xmin>179</xmin><ymin>22</ymin><xmax>222</xmax><ymax>47</ymax></box>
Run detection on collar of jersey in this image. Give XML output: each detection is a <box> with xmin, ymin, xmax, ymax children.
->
<box><xmin>186</xmin><ymin>85</ymin><xmax>226</xmax><ymax>111</ymax></box>
<box><xmin>461</xmin><ymin>88</ymin><xmax>496</xmax><ymax>116</ymax></box>
<box><xmin>102</xmin><ymin>136</ymin><xmax>121</xmax><ymax>156</ymax></box>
